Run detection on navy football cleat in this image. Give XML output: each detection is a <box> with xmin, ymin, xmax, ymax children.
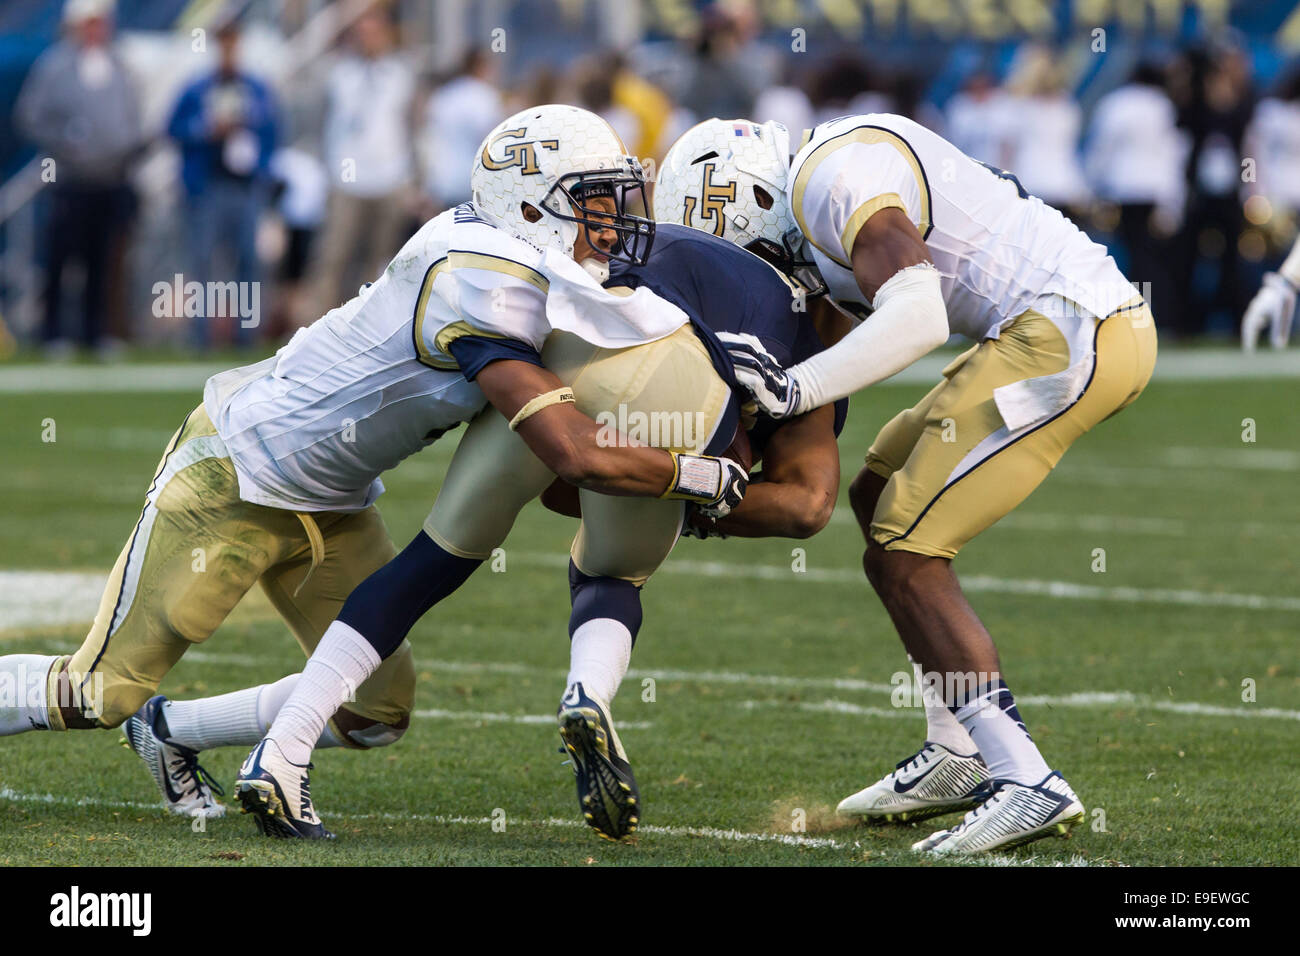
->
<box><xmin>557</xmin><ymin>682</ymin><xmax>640</xmax><ymax>841</ymax></box>
<box><xmin>235</xmin><ymin>738</ymin><xmax>334</xmax><ymax>839</ymax></box>
<box><xmin>122</xmin><ymin>695</ymin><xmax>226</xmax><ymax>818</ymax></box>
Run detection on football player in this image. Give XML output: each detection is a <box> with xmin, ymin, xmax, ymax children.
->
<box><xmin>1241</xmin><ymin>234</ymin><xmax>1298</xmax><ymax>351</ymax></box>
<box><xmin>232</xmin><ymin>218</ymin><xmax>848</xmax><ymax>841</ymax></box>
<box><xmin>0</xmin><ymin>105</ymin><xmax>746</xmax><ymax>819</ymax></box>
<box><xmin>658</xmin><ymin>116</ymin><xmax>1158</xmax><ymax>855</ymax></box>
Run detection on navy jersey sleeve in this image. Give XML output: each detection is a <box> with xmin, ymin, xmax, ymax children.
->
<box><xmin>446</xmin><ymin>334</ymin><xmax>544</xmax><ymax>381</ymax></box>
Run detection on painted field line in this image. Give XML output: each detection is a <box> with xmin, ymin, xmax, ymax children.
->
<box><xmin>1</xmin><ymin>348</ymin><xmax>1294</xmax><ymax>394</ymax></box>
<box><xmin>423</xmin><ymin>661</ymin><xmax>1300</xmax><ymax>722</ymax></box>
<box><xmin>413</xmin><ymin>707</ymin><xmax>651</xmax><ymax>730</ymax></box>
<box><xmin>746</xmin><ymin>694</ymin><xmax>1300</xmax><ymax>723</ymax></box>
<box><xmin>0</xmin><ymin>786</ymin><xmax>1101</xmax><ymax>864</ymax></box>
<box><xmin>509</xmin><ymin>553</ymin><xmax>1300</xmax><ymax>614</ymax></box>
<box><xmin>2</xmin><ymin>635</ymin><xmax>1294</xmax><ymax>724</ymax></box>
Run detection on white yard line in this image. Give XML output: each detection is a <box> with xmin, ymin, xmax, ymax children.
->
<box><xmin>8</xmin><ymin>561</ymin><xmax>1296</xmax><ymax>637</ymax></box>
<box><xmin>0</xmin><ymin>786</ymin><xmax>1100</xmax><ymax>864</ymax></box>
<box><xmin>509</xmin><ymin>553</ymin><xmax>1300</xmax><ymax>613</ymax></box>
<box><xmin>413</xmin><ymin>707</ymin><xmax>652</xmax><ymax>729</ymax></box>
<box><xmin>0</xmin><ymin>349</ymin><xmax>1296</xmax><ymax>394</ymax></box>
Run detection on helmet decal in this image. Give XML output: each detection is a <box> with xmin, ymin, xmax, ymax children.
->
<box><xmin>479</xmin><ymin>127</ymin><xmax>561</xmax><ymax>175</ymax></box>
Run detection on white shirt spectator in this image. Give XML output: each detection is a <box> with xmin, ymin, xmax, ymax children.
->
<box><xmin>1004</xmin><ymin>94</ymin><xmax>1090</xmax><ymax>207</ymax></box>
<box><xmin>421</xmin><ymin>73</ymin><xmax>504</xmax><ymax>208</ymax></box>
<box><xmin>945</xmin><ymin>89</ymin><xmax>1017</xmax><ymax>168</ymax></box>
<box><xmin>1085</xmin><ymin>83</ymin><xmax>1186</xmax><ymax>210</ymax></box>
<box><xmin>1245</xmin><ymin>97</ymin><xmax>1300</xmax><ymax>210</ymax></box>
<box><xmin>753</xmin><ymin>85</ymin><xmax>813</xmax><ymax>140</ymax></box>
<box><xmin>270</xmin><ymin>147</ymin><xmax>328</xmax><ymax>228</ymax></box>
<box><xmin>324</xmin><ymin>53</ymin><xmax>415</xmax><ymax>198</ymax></box>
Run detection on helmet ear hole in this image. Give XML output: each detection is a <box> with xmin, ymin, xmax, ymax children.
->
<box><xmin>521</xmin><ymin>202</ymin><xmax>543</xmax><ymax>223</ymax></box>
<box><xmin>753</xmin><ymin>185</ymin><xmax>774</xmax><ymax>210</ymax></box>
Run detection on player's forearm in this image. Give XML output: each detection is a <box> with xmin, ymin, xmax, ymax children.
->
<box><xmin>706</xmin><ymin>479</ymin><xmax>835</xmax><ymax>538</ymax></box>
<box><xmin>539</xmin><ymin>424</ymin><xmax>677</xmax><ymax>498</ymax></box>
<box><xmin>788</xmin><ymin>264</ymin><xmax>948</xmax><ymax>412</ymax></box>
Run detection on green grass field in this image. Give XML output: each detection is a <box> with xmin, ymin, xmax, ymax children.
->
<box><xmin>1</xmin><ymin>359</ymin><xmax>1297</xmax><ymax>866</ymax></box>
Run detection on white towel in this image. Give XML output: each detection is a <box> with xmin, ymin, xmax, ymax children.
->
<box><xmin>540</xmin><ymin>249</ymin><xmax>687</xmax><ymax>349</ymax></box>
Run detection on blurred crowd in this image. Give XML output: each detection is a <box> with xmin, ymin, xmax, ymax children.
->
<box><xmin>8</xmin><ymin>0</ymin><xmax>1300</xmax><ymax>357</ymax></box>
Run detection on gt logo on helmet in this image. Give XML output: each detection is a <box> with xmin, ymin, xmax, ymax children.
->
<box><xmin>480</xmin><ymin>127</ymin><xmax>561</xmax><ymax>175</ymax></box>
<box><xmin>681</xmin><ymin>163</ymin><xmax>737</xmax><ymax>237</ymax></box>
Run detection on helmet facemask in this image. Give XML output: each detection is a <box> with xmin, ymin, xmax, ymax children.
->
<box><xmin>541</xmin><ymin>159</ymin><xmax>656</xmax><ymax>267</ymax></box>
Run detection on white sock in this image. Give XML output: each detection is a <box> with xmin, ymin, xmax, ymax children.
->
<box><xmin>566</xmin><ymin>618</ymin><xmax>632</xmax><ymax>704</ymax></box>
<box><xmin>952</xmin><ymin>681</ymin><xmax>1051</xmax><ymax>785</ymax></box>
<box><xmin>912</xmin><ymin>660</ymin><xmax>978</xmax><ymax>755</ymax></box>
<box><xmin>163</xmin><ymin>675</ymin><xmax>298</xmax><ymax>751</ymax></box>
<box><xmin>0</xmin><ymin>655</ymin><xmax>57</xmax><ymax>736</ymax></box>
<box><xmin>267</xmin><ymin>620</ymin><xmax>380</xmax><ymax>765</ymax></box>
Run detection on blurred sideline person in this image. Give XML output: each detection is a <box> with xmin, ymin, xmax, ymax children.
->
<box><xmin>1001</xmin><ymin>47</ymin><xmax>1089</xmax><ymax>217</ymax></box>
<box><xmin>0</xmin><ymin>108</ymin><xmax>744</xmax><ymax>826</ymax></box>
<box><xmin>661</xmin><ymin>115</ymin><xmax>1157</xmax><ymax>856</ymax></box>
<box><xmin>1085</xmin><ymin>62</ymin><xmax>1186</xmax><ymax>329</ymax></box>
<box><xmin>1241</xmin><ymin>235</ymin><xmax>1299</xmax><ymax>350</ymax></box>
<box><xmin>302</xmin><ymin>5</ymin><xmax>417</xmax><ymax>324</ymax></box>
<box><xmin>14</xmin><ymin>0</ymin><xmax>143</xmax><ymax>358</ymax></box>
<box><xmin>167</xmin><ymin>17</ymin><xmax>278</xmax><ymax>348</ymax></box>
<box><xmin>420</xmin><ymin>48</ymin><xmax>504</xmax><ymax>212</ymax></box>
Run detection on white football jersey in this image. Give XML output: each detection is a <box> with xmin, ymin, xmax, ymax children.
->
<box><xmin>204</xmin><ymin>203</ymin><xmax>686</xmax><ymax>513</ymax></box>
<box><xmin>789</xmin><ymin>114</ymin><xmax>1134</xmax><ymax>340</ymax></box>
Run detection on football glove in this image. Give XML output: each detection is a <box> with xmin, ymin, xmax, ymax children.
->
<box><xmin>1241</xmin><ymin>272</ymin><xmax>1296</xmax><ymax>352</ymax></box>
<box><xmin>662</xmin><ymin>452</ymin><xmax>747</xmax><ymax>518</ymax></box>
<box><xmin>680</xmin><ymin>504</ymin><xmax>729</xmax><ymax>540</ymax></box>
<box><xmin>717</xmin><ymin>331</ymin><xmax>803</xmax><ymax>419</ymax></box>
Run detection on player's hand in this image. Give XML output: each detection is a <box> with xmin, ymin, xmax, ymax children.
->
<box><xmin>662</xmin><ymin>453</ymin><xmax>748</xmax><ymax>518</ymax></box>
<box><xmin>717</xmin><ymin>331</ymin><xmax>802</xmax><ymax>419</ymax></box>
<box><xmin>680</xmin><ymin>504</ymin><xmax>729</xmax><ymax>540</ymax></box>
<box><xmin>1242</xmin><ymin>272</ymin><xmax>1296</xmax><ymax>352</ymax></box>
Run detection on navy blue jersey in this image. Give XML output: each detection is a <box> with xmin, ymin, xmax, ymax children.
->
<box><xmin>608</xmin><ymin>224</ymin><xmax>847</xmax><ymax>450</ymax></box>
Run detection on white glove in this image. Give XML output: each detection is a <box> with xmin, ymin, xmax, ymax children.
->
<box><xmin>1241</xmin><ymin>272</ymin><xmax>1296</xmax><ymax>352</ymax></box>
<box><xmin>661</xmin><ymin>453</ymin><xmax>748</xmax><ymax>518</ymax></box>
<box><xmin>716</xmin><ymin>331</ymin><xmax>803</xmax><ymax>419</ymax></box>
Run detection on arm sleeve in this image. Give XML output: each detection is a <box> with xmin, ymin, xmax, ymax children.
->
<box><xmin>788</xmin><ymin>263</ymin><xmax>949</xmax><ymax>413</ymax></box>
<box><xmin>795</xmin><ymin>139</ymin><xmax>927</xmax><ymax>268</ymax></box>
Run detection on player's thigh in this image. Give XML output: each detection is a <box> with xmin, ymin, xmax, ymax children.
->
<box><xmin>572</xmin><ymin>492</ymin><xmax>685</xmax><ymax>586</ymax></box>
<box><xmin>425</xmin><ymin>405</ymin><xmax>556</xmax><ymax>559</ymax></box>
<box><xmin>260</xmin><ymin>506</ymin><xmax>414</xmax><ymax>726</ymax></box>
<box><xmin>66</xmin><ymin>406</ymin><xmax>292</xmax><ymax>727</ymax></box>
<box><xmin>864</xmin><ymin>349</ymin><xmax>969</xmax><ymax>481</ymax></box>
<box><xmin>871</xmin><ymin>314</ymin><xmax>1074</xmax><ymax>558</ymax></box>
<box><xmin>873</xmin><ymin>308</ymin><xmax>1155</xmax><ymax>558</ymax></box>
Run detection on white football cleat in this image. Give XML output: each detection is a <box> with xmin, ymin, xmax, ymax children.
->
<box><xmin>836</xmin><ymin>742</ymin><xmax>988</xmax><ymax>823</ymax></box>
<box><xmin>235</xmin><ymin>738</ymin><xmax>333</xmax><ymax>839</ymax></box>
<box><xmin>122</xmin><ymin>695</ymin><xmax>226</xmax><ymax>819</ymax></box>
<box><xmin>912</xmin><ymin>770</ymin><xmax>1085</xmax><ymax>857</ymax></box>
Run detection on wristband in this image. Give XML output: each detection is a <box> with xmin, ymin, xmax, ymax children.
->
<box><xmin>508</xmin><ymin>387</ymin><xmax>576</xmax><ymax>431</ymax></box>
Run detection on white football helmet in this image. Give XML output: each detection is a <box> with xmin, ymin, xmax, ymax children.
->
<box><xmin>656</xmin><ymin>118</ymin><xmax>824</xmax><ymax>294</ymax></box>
<box><xmin>471</xmin><ymin>104</ymin><xmax>655</xmax><ymax>267</ymax></box>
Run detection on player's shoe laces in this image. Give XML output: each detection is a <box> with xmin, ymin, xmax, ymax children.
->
<box><xmin>557</xmin><ymin>682</ymin><xmax>640</xmax><ymax>841</ymax></box>
<box><xmin>121</xmin><ymin>694</ymin><xmax>226</xmax><ymax>819</ymax></box>
<box><xmin>234</xmin><ymin>739</ymin><xmax>333</xmax><ymax>839</ymax></box>
<box><xmin>836</xmin><ymin>742</ymin><xmax>988</xmax><ymax>823</ymax></box>
<box><xmin>911</xmin><ymin>770</ymin><xmax>1085</xmax><ymax>856</ymax></box>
